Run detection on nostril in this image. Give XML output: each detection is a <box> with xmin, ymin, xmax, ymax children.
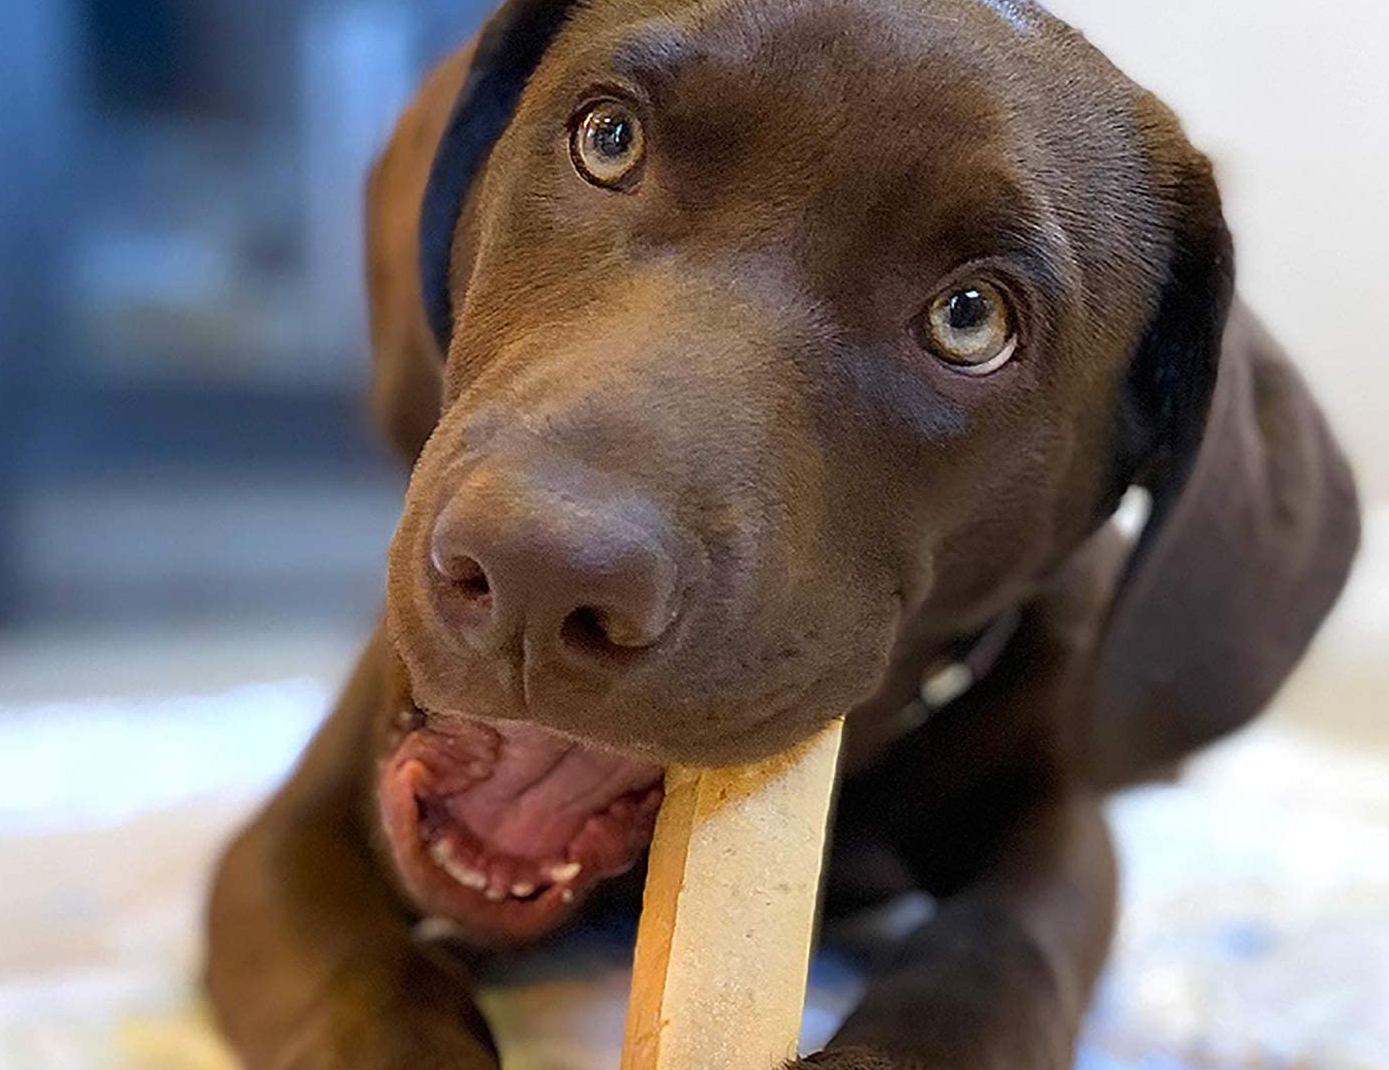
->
<box><xmin>561</xmin><ymin>605</ymin><xmax>656</xmax><ymax>660</ymax></box>
<box><xmin>456</xmin><ymin>558</ymin><xmax>491</xmax><ymax>600</ymax></box>
<box><xmin>561</xmin><ymin>606</ymin><xmax>606</xmax><ymax>652</ymax></box>
<box><xmin>438</xmin><ymin>553</ymin><xmax>492</xmax><ymax>604</ymax></box>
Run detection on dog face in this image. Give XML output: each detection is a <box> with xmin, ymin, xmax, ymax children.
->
<box><xmin>371</xmin><ymin>0</ymin><xmax>1360</xmax><ymax>943</ymax></box>
<box><xmin>387</xmin><ymin>0</ymin><xmax>1190</xmax><ymax>766</ymax></box>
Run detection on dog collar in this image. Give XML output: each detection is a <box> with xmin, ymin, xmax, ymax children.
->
<box><xmin>888</xmin><ymin>488</ymin><xmax>1148</xmax><ymax>736</ymax></box>
<box><xmin>894</xmin><ymin>608</ymin><xmax>1023</xmax><ymax>735</ymax></box>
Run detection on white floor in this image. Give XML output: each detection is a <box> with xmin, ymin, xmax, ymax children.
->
<box><xmin>1</xmin><ymin>513</ymin><xmax>1386</xmax><ymax>1070</ymax></box>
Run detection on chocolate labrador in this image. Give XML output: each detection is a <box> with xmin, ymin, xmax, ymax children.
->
<box><xmin>205</xmin><ymin>0</ymin><xmax>1361</xmax><ymax>1066</ymax></box>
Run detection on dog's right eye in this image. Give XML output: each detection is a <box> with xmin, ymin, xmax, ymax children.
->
<box><xmin>570</xmin><ymin>100</ymin><xmax>645</xmax><ymax>188</ymax></box>
<box><xmin>914</xmin><ymin>280</ymin><xmax>1018</xmax><ymax>376</ymax></box>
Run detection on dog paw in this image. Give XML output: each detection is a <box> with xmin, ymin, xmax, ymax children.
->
<box><xmin>262</xmin><ymin>993</ymin><xmax>498</xmax><ymax>1070</ymax></box>
<box><xmin>269</xmin><ymin>1027</ymin><xmax>495</xmax><ymax>1070</ymax></box>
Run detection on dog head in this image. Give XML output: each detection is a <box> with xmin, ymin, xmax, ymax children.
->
<box><xmin>368</xmin><ymin>0</ymin><xmax>1357</xmax><ymax>940</ymax></box>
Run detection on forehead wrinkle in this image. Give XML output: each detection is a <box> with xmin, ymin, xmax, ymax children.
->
<box><xmin>549</xmin><ymin>0</ymin><xmax>798</xmax><ymax>87</ymax></box>
<box><xmin>938</xmin><ymin>174</ymin><xmax>1069</xmax><ymax>268</ymax></box>
<box><xmin>530</xmin><ymin>2</ymin><xmax>702</xmax><ymax>105</ymax></box>
<box><xmin>602</xmin><ymin>16</ymin><xmax>700</xmax><ymax>84</ymax></box>
<box><xmin>638</xmin><ymin>0</ymin><xmax>976</xmax><ymax>76</ymax></box>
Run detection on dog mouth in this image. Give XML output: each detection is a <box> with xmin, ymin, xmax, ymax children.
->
<box><xmin>378</xmin><ymin>714</ymin><xmax>663</xmax><ymax>944</ymax></box>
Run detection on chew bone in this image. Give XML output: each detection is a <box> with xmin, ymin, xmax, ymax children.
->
<box><xmin>620</xmin><ymin>718</ymin><xmax>845</xmax><ymax>1070</ymax></box>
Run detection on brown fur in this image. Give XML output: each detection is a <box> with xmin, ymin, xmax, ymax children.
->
<box><xmin>206</xmin><ymin>1</ymin><xmax>1359</xmax><ymax>1066</ymax></box>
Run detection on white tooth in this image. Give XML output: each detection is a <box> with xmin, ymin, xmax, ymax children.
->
<box><xmin>436</xmin><ymin>851</ymin><xmax>487</xmax><ymax>890</ymax></box>
<box><xmin>428</xmin><ymin>839</ymin><xmax>454</xmax><ymax>863</ymax></box>
<box><xmin>561</xmin><ymin>888</ymin><xmax>575</xmax><ymax>904</ymax></box>
<box><xmin>457</xmin><ymin>866</ymin><xmax>489</xmax><ymax>891</ymax></box>
<box><xmin>485</xmin><ymin>886</ymin><xmax>507</xmax><ymax>902</ymax></box>
<box><xmin>548</xmin><ymin>861</ymin><xmax>582</xmax><ymax>883</ymax></box>
<box><xmin>510</xmin><ymin>882</ymin><xmax>536</xmax><ymax>898</ymax></box>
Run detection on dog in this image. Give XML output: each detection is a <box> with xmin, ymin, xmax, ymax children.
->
<box><xmin>205</xmin><ymin>0</ymin><xmax>1360</xmax><ymax>1066</ymax></box>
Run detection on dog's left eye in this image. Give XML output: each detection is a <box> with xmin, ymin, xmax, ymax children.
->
<box><xmin>915</xmin><ymin>281</ymin><xmax>1018</xmax><ymax>375</ymax></box>
<box><xmin>570</xmin><ymin>100</ymin><xmax>645</xmax><ymax>188</ymax></box>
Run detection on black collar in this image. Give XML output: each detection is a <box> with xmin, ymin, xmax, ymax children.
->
<box><xmin>894</xmin><ymin>609</ymin><xmax>1023</xmax><ymax>735</ymax></box>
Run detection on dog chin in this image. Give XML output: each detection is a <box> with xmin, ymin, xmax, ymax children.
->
<box><xmin>377</xmin><ymin>709</ymin><xmax>663</xmax><ymax>944</ymax></box>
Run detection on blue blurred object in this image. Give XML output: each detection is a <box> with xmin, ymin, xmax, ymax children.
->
<box><xmin>0</xmin><ymin>0</ymin><xmax>494</xmax><ymax>630</ymax></box>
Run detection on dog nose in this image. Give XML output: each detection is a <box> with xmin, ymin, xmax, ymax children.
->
<box><xmin>429</xmin><ymin>474</ymin><xmax>680</xmax><ymax>663</ymax></box>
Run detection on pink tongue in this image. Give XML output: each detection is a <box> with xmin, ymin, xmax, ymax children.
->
<box><xmin>446</xmin><ymin>720</ymin><xmax>661</xmax><ymax>860</ymax></box>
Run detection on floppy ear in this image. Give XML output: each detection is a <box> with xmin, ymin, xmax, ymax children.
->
<box><xmin>364</xmin><ymin>0</ymin><xmax>579</xmax><ymax>463</ymax></box>
<box><xmin>1086</xmin><ymin>126</ymin><xmax>1361</xmax><ymax>787</ymax></box>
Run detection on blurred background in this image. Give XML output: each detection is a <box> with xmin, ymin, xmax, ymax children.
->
<box><xmin>0</xmin><ymin>1</ymin><xmax>1385</xmax><ymax>1068</ymax></box>
<box><xmin>0</xmin><ymin>0</ymin><xmax>471</xmax><ymax>637</ymax></box>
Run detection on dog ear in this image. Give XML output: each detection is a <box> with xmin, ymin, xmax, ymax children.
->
<box><xmin>1086</xmin><ymin>116</ymin><xmax>1360</xmax><ymax>787</ymax></box>
<box><xmin>364</xmin><ymin>0</ymin><xmax>579</xmax><ymax>463</ymax></box>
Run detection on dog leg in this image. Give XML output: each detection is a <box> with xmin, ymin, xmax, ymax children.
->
<box><xmin>205</xmin><ymin>632</ymin><xmax>499</xmax><ymax>1070</ymax></box>
<box><xmin>799</xmin><ymin>792</ymin><xmax>1116</xmax><ymax>1070</ymax></box>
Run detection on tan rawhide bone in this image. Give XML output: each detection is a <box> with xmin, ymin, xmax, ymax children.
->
<box><xmin>620</xmin><ymin>718</ymin><xmax>845</xmax><ymax>1070</ymax></box>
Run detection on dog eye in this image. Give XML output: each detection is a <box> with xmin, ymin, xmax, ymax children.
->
<box><xmin>570</xmin><ymin>100</ymin><xmax>645</xmax><ymax>188</ymax></box>
<box><xmin>916</xmin><ymin>281</ymin><xmax>1017</xmax><ymax>375</ymax></box>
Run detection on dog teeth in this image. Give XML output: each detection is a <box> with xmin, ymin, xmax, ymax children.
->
<box><xmin>432</xmin><ymin>843</ymin><xmax>586</xmax><ymax>902</ymax></box>
<box><xmin>456</xmin><ymin>867</ymin><xmax>489</xmax><ymax>890</ymax></box>
<box><xmin>429</xmin><ymin>841</ymin><xmax>488</xmax><ymax>890</ymax></box>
